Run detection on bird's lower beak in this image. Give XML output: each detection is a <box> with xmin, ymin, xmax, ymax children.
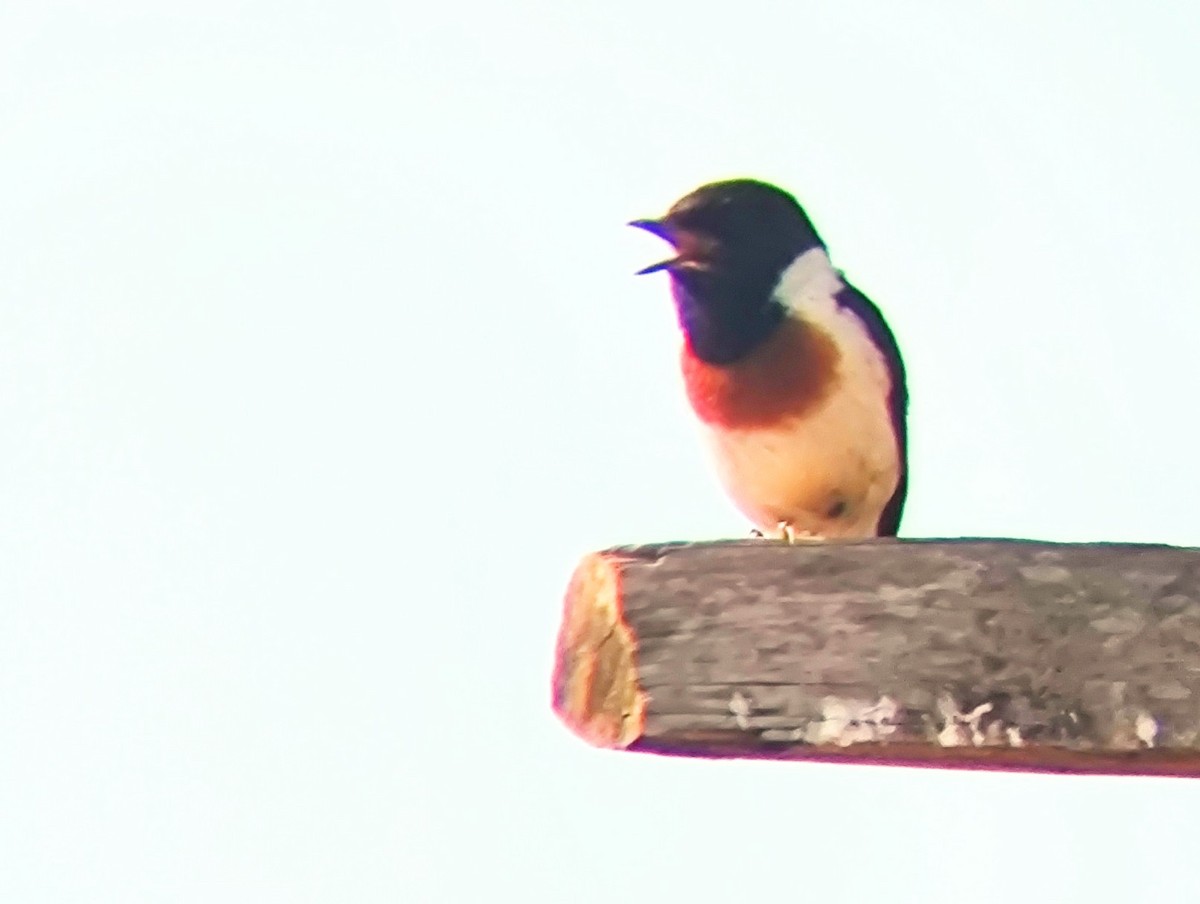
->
<box><xmin>629</xmin><ymin>218</ymin><xmax>681</xmax><ymax>275</ymax></box>
<box><xmin>634</xmin><ymin>259</ymin><xmax>677</xmax><ymax>275</ymax></box>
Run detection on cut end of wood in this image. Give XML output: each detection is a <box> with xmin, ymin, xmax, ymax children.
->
<box><xmin>552</xmin><ymin>553</ymin><xmax>647</xmax><ymax>749</ymax></box>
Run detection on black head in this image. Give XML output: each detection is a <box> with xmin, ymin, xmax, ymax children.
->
<box><xmin>631</xmin><ymin>179</ymin><xmax>825</xmax><ymax>364</ymax></box>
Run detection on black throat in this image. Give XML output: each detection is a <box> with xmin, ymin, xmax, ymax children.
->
<box><xmin>670</xmin><ymin>270</ymin><xmax>787</xmax><ymax>365</ymax></box>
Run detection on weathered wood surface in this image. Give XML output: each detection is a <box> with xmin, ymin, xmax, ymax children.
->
<box><xmin>551</xmin><ymin>539</ymin><xmax>1200</xmax><ymax>775</ymax></box>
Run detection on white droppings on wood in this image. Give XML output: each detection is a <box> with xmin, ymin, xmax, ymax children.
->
<box><xmin>936</xmin><ymin>696</ymin><xmax>995</xmax><ymax>747</ymax></box>
<box><xmin>804</xmin><ymin>695</ymin><xmax>900</xmax><ymax>746</ymax></box>
<box><xmin>729</xmin><ymin>690</ymin><xmax>752</xmax><ymax>730</ymax></box>
<box><xmin>1006</xmin><ymin>726</ymin><xmax>1024</xmax><ymax>747</ymax></box>
<box><xmin>1136</xmin><ymin>712</ymin><xmax>1158</xmax><ymax>748</ymax></box>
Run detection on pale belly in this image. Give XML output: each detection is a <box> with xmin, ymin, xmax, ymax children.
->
<box><xmin>704</xmin><ymin>384</ymin><xmax>900</xmax><ymax>539</ymax></box>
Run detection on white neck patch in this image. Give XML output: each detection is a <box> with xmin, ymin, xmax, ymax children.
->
<box><xmin>773</xmin><ymin>247</ymin><xmax>843</xmax><ymax>312</ymax></box>
<box><xmin>771</xmin><ymin>246</ymin><xmax>893</xmax><ymax>396</ymax></box>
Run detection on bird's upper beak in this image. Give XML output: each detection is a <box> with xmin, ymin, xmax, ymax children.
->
<box><xmin>628</xmin><ymin>218</ymin><xmax>681</xmax><ymax>275</ymax></box>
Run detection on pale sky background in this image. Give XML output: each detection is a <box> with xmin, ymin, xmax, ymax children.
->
<box><xmin>3</xmin><ymin>2</ymin><xmax>1200</xmax><ymax>901</ymax></box>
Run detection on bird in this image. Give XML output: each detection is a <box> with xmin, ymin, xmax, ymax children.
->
<box><xmin>630</xmin><ymin>178</ymin><xmax>908</xmax><ymax>540</ymax></box>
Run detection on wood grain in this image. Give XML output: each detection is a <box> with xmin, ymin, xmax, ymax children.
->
<box><xmin>551</xmin><ymin>539</ymin><xmax>1200</xmax><ymax>775</ymax></box>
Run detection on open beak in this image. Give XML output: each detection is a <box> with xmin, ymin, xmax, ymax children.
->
<box><xmin>628</xmin><ymin>218</ymin><xmax>681</xmax><ymax>275</ymax></box>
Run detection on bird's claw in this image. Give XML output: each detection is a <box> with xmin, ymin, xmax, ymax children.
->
<box><xmin>777</xmin><ymin>522</ymin><xmax>825</xmax><ymax>544</ymax></box>
<box><xmin>751</xmin><ymin>523</ymin><xmax>825</xmax><ymax>543</ymax></box>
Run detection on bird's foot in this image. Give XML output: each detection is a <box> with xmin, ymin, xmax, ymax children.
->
<box><xmin>750</xmin><ymin>523</ymin><xmax>825</xmax><ymax>543</ymax></box>
<box><xmin>776</xmin><ymin>522</ymin><xmax>825</xmax><ymax>544</ymax></box>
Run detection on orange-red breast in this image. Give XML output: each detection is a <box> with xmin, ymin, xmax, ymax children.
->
<box><xmin>631</xmin><ymin>178</ymin><xmax>908</xmax><ymax>539</ymax></box>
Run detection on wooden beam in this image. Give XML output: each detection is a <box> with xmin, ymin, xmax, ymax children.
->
<box><xmin>551</xmin><ymin>539</ymin><xmax>1200</xmax><ymax>776</ymax></box>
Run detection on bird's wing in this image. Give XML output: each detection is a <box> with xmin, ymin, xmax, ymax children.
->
<box><xmin>834</xmin><ymin>279</ymin><xmax>909</xmax><ymax>536</ymax></box>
